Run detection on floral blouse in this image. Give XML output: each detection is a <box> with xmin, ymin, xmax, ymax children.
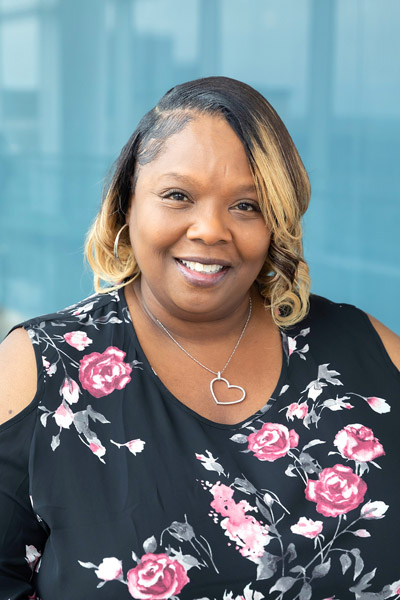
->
<box><xmin>0</xmin><ymin>290</ymin><xmax>399</xmax><ymax>600</ymax></box>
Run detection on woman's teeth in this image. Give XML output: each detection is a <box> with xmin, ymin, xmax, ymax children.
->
<box><xmin>179</xmin><ymin>259</ymin><xmax>225</xmax><ymax>274</ymax></box>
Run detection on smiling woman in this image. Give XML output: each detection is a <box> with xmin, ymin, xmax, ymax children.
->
<box><xmin>0</xmin><ymin>77</ymin><xmax>399</xmax><ymax>600</ymax></box>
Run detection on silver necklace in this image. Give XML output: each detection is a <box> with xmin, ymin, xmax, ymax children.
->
<box><xmin>149</xmin><ymin>298</ymin><xmax>252</xmax><ymax>406</ymax></box>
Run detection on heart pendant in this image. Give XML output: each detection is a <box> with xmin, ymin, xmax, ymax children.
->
<box><xmin>210</xmin><ymin>372</ymin><xmax>246</xmax><ymax>405</ymax></box>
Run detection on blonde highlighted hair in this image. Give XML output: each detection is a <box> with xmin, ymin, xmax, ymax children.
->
<box><xmin>85</xmin><ymin>76</ymin><xmax>311</xmax><ymax>328</ymax></box>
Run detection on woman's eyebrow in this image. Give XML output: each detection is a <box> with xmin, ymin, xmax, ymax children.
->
<box><xmin>158</xmin><ymin>172</ymin><xmax>195</xmax><ymax>184</ymax></box>
<box><xmin>157</xmin><ymin>172</ymin><xmax>257</xmax><ymax>194</ymax></box>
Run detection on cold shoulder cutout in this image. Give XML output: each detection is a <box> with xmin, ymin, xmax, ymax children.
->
<box><xmin>0</xmin><ymin>327</ymin><xmax>40</xmax><ymax>427</ymax></box>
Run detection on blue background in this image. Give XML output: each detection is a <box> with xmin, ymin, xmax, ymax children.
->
<box><xmin>0</xmin><ymin>0</ymin><xmax>399</xmax><ymax>337</ymax></box>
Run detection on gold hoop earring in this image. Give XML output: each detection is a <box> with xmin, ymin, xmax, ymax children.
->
<box><xmin>113</xmin><ymin>224</ymin><xmax>129</xmax><ymax>260</ymax></box>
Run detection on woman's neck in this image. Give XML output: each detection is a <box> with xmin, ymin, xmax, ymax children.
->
<box><xmin>125</xmin><ymin>279</ymin><xmax>270</xmax><ymax>346</ymax></box>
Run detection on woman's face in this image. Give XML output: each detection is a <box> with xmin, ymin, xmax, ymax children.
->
<box><xmin>127</xmin><ymin>114</ymin><xmax>271</xmax><ymax>320</ymax></box>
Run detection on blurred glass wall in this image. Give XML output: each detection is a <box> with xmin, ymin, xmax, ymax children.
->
<box><xmin>0</xmin><ymin>0</ymin><xmax>399</xmax><ymax>337</ymax></box>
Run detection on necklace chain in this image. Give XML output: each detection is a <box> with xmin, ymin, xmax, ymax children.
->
<box><xmin>154</xmin><ymin>297</ymin><xmax>252</xmax><ymax>376</ymax></box>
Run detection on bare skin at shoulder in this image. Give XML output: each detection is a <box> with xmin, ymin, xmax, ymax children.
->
<box><xmin>0</xmin><ymin>328</ymin><xmax>37</xmax><ymax>426</ymax></box>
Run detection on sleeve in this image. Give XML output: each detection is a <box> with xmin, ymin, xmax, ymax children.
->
<box><xmin>0</xmin><ymin>408</ymin><xmax>48</xmax><ymax>600</ymax></box>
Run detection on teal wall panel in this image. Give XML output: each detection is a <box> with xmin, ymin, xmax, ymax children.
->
<box><xmin>0</xmin><ymin>0</ymin><xmax>399</xmax><ymax>335</ymax></box>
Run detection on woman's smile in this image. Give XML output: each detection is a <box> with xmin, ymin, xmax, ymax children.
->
<box><xmin>174</xmin><ymin>257</ymin><xmax>230</xmax><ymax>287</ymax></box>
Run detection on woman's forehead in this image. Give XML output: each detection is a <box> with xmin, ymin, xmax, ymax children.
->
<box><xmin>136</xmin><ymin>115</ymin><xmax>254</xmax><ymax>187</ymax></box>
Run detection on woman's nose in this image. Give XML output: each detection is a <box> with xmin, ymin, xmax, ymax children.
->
<box><xmin>185</xmin><ymin>205</ymin><xmax>232</xmax><ymax>245</ymax></box>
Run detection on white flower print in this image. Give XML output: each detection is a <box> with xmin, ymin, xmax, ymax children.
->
<box><xmin>95</xmin><ymin>557</ymin><xmax>123</xmax><ymax>581</ymax></box>
<box><xmin>63</xmin><ymin>330</ymin><xmax>93</xmax><ymax>351</ymax></box>
<box><xmin>290</xmin><ymin>517</ymin><xmax>323</xmax><ymax>539</ymax></box>
<box><xmin>25</xmin><ymin>545</ymin><xmax>41</xmax><ymax>571</ymax></box>
<box><xmin>54</xmin><ymin>403</ymin><xmax>74</xmax><ymax>429</ymax></box>
<box><xmin>223</xmin><ymin>583</ymin><xmax>266</xmax><ymax>600</ymax></box>
<box><xmin>360</xmin><ymin>500</ymin><xmax>389</xmax><ymax>520</ymax></box>
<box><xmin>365</xmin><ymin>396</ymin><xmax>391</xmax><ymax>414</ymax></box>
<box><xmin>60</xmin><ymin>376</ymin><xmax>81</xmax><ymax>405</ymax></box>
<box><xmin>111</xmin><ymin>438</ymin><xmax>146</xmax><ymax>455</ymax></box>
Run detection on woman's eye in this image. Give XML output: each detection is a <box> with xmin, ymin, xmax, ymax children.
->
<box><xmin>163</xmin><ymin>191</ymin><xmax>188</xmax><ymax>202</ymax></box>
<box><xmin>236</xmin><ymin>202</ymin><xmax>260</xmax><ymax>212</ymax></box>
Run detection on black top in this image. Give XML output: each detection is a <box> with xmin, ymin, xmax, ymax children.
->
<box><xmin>1</xmin><ymin>290</ymin><xmax>399</xmax><ymax>600</ymax></box>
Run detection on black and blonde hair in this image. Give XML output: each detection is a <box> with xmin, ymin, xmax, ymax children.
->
<box><xmin>85</xmin><ymin>76</ymin><xmax>311</xmax><ymax>327</ymax></box>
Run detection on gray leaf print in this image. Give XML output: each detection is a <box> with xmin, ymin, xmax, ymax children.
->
<box><xmin>312</xmin><ymin>558</ymin><xmax>331</xmax><ymax>579</ymax></box>
<box><xmin>255</xmin><ymin>551</ymin><xmax>278</xmax><ymax>580</ymax></box>
<box><xmin>270</xmin><ymin>576</ymin><xmax>297</xmax><ymax>593</ymax></box>
<box><xmin>350</xmin><ymin>547</ymin><xmax>365</xmax><ymax>580</ymax></box>
<box><xmin>349</xmin><ymin>568</ymin><xmax>377</xmax><ymax>595</ymax></box>
<box><xmin>340</xmin><ymin>553</ymin><xmax>352</xmax><ymax>575</ymax></box>
<box><xmin>230</xmin><ymin>434</ymin><xmax>248</xmax><ymax>444</ymax></box>
<box><xmin>299</xmin><ymin>582</ymin><xmax>312</xmax><ymax>600</ymax></box>
<box><xmin>142</xmin><ymin>535</ymin><xmax>157</xmax><ymax>553</ymax></box>
<box><xmin>51</xmin><ymin>434</ymin><xmax>60</xmax><ymax>451</ymax></box>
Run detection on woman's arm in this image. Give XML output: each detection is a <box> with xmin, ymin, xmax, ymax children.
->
<box><xmin>0</xmin><ymin>328</ymin><xmax>45</xmax><ymax>597</ymax></box>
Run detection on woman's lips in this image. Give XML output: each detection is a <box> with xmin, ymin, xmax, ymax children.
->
<box><xmin>174</xmin><ymin>258</ymin><xmax>230</xmax><ymax>287</ymax></box>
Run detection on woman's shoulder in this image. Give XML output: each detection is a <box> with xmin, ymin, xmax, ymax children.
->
<box><xmin>298</xmin><ymin>293</ymin><xmax>400</xmax><ymax>374</ymax></box>
<box><xmin>305</xmin><ymin>294</ymin><xmax>396</xmax><ymax>335</ymax></box>
<box><xmin>11</xmin><ymin>289</ymin><xmax>132</xmax><ymax>346</ymax></box>
<box><xmin>0</xmin><ymin>289</ymin><xmax>131</xmax><ymax>428</ymax></box>
<box><xmin>0</xmin><ymin>327</ymin><xmax>38</xmax><ymax>428</ymax></box>
<box><xmin>17</xmin><ymin>289</ymin><xmax>126</xmax><ymax>332</ymax></box>
<box><xmin>306</xmin><ymin>293</ymin><xmax>368</xmax><ymax>321</ymax></box>
<box><xmin>365</xmin><ymin>313</ymin><xmax>400</xmax><ymax>372</ymax></box>
<box><xmin>287</xmin><ymin>293</ymin><xmax>369</xmax><ymax>335</ymax></box>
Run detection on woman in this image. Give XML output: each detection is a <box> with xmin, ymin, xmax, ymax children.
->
<box><xmin>0</xmin><ymin>77</ymin><xmax>399</xmax><ymax>600</ymax></box>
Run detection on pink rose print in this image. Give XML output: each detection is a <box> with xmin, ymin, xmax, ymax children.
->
<box><xmin>305</xmin><ymin>464</ymin><xmax>367</xmax><ymax>517</ymax></box>
<box><xmin>248</xmin><ymin>422</ymin><xmax>299</xmax><ymax>462</ymax></box>
<box><xmin>54</xmin><ymin>403</ymin><xmax>74</xmax><ymax>429</ymax></box>
<box><xmin>366</xmin><ymin>396</ymin><xmax>391</xmax><ymax>414</ymax></box>
<box><xmin>286</xmin><ymin>402</ymin><xmax>308</xmax><ymax>421</ymax></box>
<box><xmin>89</xmin><ymin>442</ymin><xmax>106</xmax><ymax>458</ymax></box>
<box><xmin>95</xmin><ymin>557</ymin><xmax>123</xmax><ymax>581</ymax></box>
<box><xmin>79</xmin><ymin>346</ymin><xmax>132</xmax><ymax>398</ymax></box>
<box><xmin>60</xmin><ymin>376</ymin><xmax>81</xmax><ymax>405</ymax></box>
<box><xmin>127</xmin><ymin>553</ymin><xmax>189</xmax><ymax>599</ymax></box>
<box><xmin>334</xmin><ymin>423</ymin><xmax>385</xmax><ymax>463</ymax></box>
<box><xmin>210</xmin><ymin>483</ymin><xmax>270</xmax><ymax>559</ymax></box>
<box><xmin>290</xmin><ymin>517</ymin><xmax>323</xmax><ymax>539</ymax></box>
<box><xmin>64</xmin><ymin>330</ymin><xmax>93</xmax><ymax>351</ymax></box>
